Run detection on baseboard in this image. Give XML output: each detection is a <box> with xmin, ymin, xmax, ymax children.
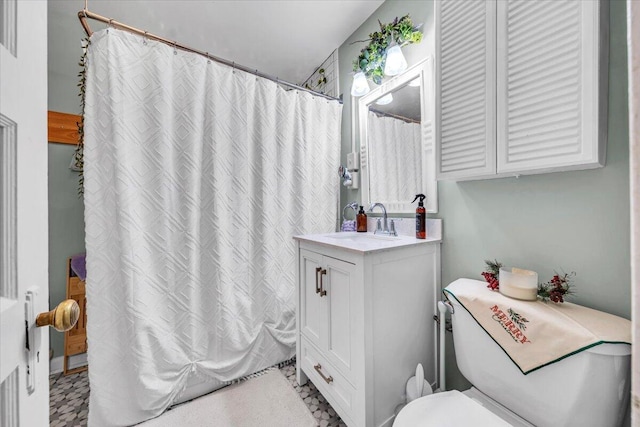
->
<box><xmin>380</xmin><ymin>415</ymin><xmax>396</xmax><ymax>427</ymax></box>
<box><xmin>50</xmin><ymin>353</ymin><xmax>88</xmax><ymax>375</ymax></box>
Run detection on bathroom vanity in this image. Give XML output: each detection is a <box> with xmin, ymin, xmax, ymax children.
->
<box><xmin>294</xmin><ymin>225</ymin><xmax>441</xmax><ymax>427</ymax></box>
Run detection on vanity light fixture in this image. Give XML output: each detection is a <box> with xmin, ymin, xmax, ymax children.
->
<box><xmin>351</xmin><ymin>72</ymin><xmax>371</xmax><ymax>97</ymax></box>
<box><xmin>351</xmin><ymin>15</ymin><xmax>422</xmax><ymax>96</ymax></box>
<box><xmin>383</xmin><ymin>43</ymin><xmax>408</xmax><ymax>76</ymax></box>
<box><xmin>375</xmin><ymin>93</ymin><xmax>393</xmax><ymax>105</ymax></box>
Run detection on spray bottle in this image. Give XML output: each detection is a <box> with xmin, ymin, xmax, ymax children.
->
<box><xmin>412</xmin><ymin>194</ymin><xmax>426</xmax><ymax>239</ymax></box>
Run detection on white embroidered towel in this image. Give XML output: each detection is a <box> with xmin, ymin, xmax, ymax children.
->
<box><xmin>444</xmin><ymin>279</ymin><xmax>631</xmax><ymax>374</ymax></box>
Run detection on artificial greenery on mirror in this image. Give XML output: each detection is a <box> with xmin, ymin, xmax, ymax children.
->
<box><xmin>352</xmin><ymin>15</ymin><xmax>422</xmax><ymax>85</ymax></box>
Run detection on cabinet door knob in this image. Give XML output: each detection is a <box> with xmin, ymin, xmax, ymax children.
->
<box><xmin>314</xmin><ymin>363</ymin><xmax>333</xmax><ymax>384</ymax></box>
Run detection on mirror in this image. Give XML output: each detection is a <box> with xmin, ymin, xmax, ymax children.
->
<box><xmin>357</xmin><ymin>57</ymin><xmax>437</xmax><ymax>213</ymax></box>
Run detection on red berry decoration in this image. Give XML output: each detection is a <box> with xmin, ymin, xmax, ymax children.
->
<box><xmin>538</xmin><ymin>271</ymin><xmax>574</xmax><ymax>303</ymax></box>
<box><xmin>481</xmin><ymin>260</ymin><xmax>503</xmax><ymax>291</ymax></box>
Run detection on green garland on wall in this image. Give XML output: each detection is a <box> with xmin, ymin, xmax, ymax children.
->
<box><xmin>352</xmin><ymin>15</ymin><xmax>423</xmax><ymax>85</ymax></box>
<box><xmin>74</xmin><ymin>37</ymin><xmax>90</xmax><ymax>196</ymax></box>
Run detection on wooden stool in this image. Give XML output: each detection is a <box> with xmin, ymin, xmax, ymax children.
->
<box><xmin>64</xmin><ymin>257</ymin><xmax>88</xmax><ymax>375</ymax></box>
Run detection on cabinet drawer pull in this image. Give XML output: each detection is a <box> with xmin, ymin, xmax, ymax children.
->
<box><xmin>319</xmin><ymin>269</ymin><xmax>327</xmax><ymax>297</ymax></box>
<box><xmin>315</xmin><ymin>267</ymin><xmax>322</xmax><ymax>294</ymax></box>
<box><xmin>314</xmin><ymin>363</ymin><xmax>333</xmax><ymax>384</ymax></box>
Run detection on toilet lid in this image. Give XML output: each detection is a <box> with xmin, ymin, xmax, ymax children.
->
<box><xmin>393</xmin><ymin>390</ymin><xmax>513</xmax><ymax>427</ymax></box>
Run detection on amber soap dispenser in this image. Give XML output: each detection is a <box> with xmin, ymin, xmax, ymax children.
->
<box><xmin>356</xmin><ymin>206</ymin><xmax>367</xmax><ymax>232</ymax></box>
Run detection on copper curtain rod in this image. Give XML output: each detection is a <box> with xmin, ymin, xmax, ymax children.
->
<box><xmin>77</xmin><ymin>8</ymin><xmax>341</xmax><ymax>103</ymax></box>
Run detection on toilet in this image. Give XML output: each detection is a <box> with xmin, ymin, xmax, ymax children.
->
<box><xmin>394</xmin><ymin>280</ymin><xmax>632</xmax><ymax>427</ymax></box>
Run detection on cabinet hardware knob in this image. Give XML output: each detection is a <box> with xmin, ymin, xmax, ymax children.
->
<box><xmin>314</xmin><ymin>363</ymin><xmax>333</xmax><ymax>384</ymax></box>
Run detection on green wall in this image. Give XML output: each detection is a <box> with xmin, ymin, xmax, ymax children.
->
<box><xmin>47</xmin><ymin>3</ymin><xmax>86</xmax><ymax>359</ymax></box>
<box><xmin>338</xmin><ymin>0</ymin><xmax>630</xmax><ymax>391</ymax></box>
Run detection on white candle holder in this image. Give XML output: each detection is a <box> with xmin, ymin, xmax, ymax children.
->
<box><xmin>499</xmin><ymin>267</ymin><xmax>538</xmax><ymax>301</ymax></box>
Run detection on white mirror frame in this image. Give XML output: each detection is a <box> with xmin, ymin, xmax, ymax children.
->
<box><xmin>357</xmin><ymin>57</ymin><xmax>438</xmax><ymax>213</ymax></box>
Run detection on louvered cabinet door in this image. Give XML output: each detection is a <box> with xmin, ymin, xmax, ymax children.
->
<box><xmin>435</xmin><ymin>0</ymin><xmax>497</xmax><ymax>180</ymax></box>
<box><xmin>496</xmin><ymin>0</ymin><xmax>607</xmax><ymax>174</ymax></box>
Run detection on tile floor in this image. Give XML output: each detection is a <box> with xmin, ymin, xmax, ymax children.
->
<box><xmin>49</xmin><ymin>361</ymin><xmax>345</xmax><ymax>427</ymax></box>
<box><xmin>49</xmin><ymin>370</ymin><xmax>90</xmax><ymax>426</ymax></box>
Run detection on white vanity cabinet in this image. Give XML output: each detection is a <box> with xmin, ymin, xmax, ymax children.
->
<box><xmin>435</xmin><ymin>0</ymin><xmax>608</xmax><ymax>181</ymax></box>
<box><xmin>294</xmin><ymin>233</ymin><xmax>441</xmax><ymax>427</ymax></box>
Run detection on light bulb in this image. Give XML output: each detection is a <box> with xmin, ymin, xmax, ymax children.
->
<box><xmin>351</xmin><ymin>72</ymin><xmax>370</xmax><ymax>97</ymax></box>
<box><xmin>376</xmin><ymin>93</ymin><xmax>393</xmax><ymax>105</ymax></box>
<box><xmin>384</xmin><ymin>44</ymin><xmax>408</xmax><ymax>76</ymax></box>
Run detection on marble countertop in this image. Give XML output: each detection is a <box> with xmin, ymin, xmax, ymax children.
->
<box><xmin>294</xmin><ymin>219</ymin><xmax>442</xmax><ymax>254</ymax></box>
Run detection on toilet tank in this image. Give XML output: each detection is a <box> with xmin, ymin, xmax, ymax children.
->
<box><xmin>449</xmin><ymin>296</ymin><xmax>631</xmax><ymax>427</ymax></box>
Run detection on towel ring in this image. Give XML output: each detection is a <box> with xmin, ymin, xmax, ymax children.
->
<box><xmin>342</xmin><ymin>202</ymin><xmax>358</xmax><ymax>221</ymax></box>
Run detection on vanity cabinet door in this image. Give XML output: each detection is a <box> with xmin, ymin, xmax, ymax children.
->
<box><xmin>323</xmin><ymin>256</ymin><xmax>357</xmax><ymax>382</ymax></box>
<box><xmin>496</xmin><ymin>0</ymin><xmax>606</xmax><ymax>174</ymax></box>
<box><xmin>299</xmin><ymin>249</ymin><xmax>326</xmax><ymax>349</ymax></box>
<box><xmin>435</xmin><ymin>0</ymin><xmax>496</xmax><ymax>180</ymax></box>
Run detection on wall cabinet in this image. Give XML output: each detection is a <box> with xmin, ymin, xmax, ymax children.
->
<box><xmin>295</xmin><ymin>233</ymin><xmax>441</xmax><ymax>427</ymax></box>
<box><xmin>435</xmin><ymin>0</ymin><xmax>608</xmax><ymax>181</ymax></box>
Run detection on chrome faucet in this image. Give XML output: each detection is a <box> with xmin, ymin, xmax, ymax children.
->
<box><xmin>368</xmin><ymin>203</ymin><xmax>397</xmax><ymax>236</ymax></box>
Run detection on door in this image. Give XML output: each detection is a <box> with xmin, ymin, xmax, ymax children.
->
<box><xmin>0</xmin><ymin>1</ymin><xmax>50</xmax><ymax>426</ymax></box>
<box><xmin>628</xmin><ymin>2</ymin><xmax>639</xmax><ymax>425</ymax></box>
<box><xmin>323</xmin><ymin>256</ymin><xmax>356</xmax><ymax>380</ymax></box>
<box><xmin>435</xmin><ymin>0</ymin><xmax>497</xmax><ymax>180</ymax></box>
<box><xmin>496</xmin><ymin>0</ymin><xmax>605</xmax><ymax>174</ymax></box>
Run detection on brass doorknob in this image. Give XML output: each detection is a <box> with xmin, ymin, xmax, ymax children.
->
<box><xmin>36</xmin><ymin>299</ymin><xmax>80</xmax><ymax>332</ymax></box>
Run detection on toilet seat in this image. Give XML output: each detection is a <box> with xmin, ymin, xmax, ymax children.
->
<box><xmin>393</xmin><ymin>390</ymin><xmax>513</xmax><ymax>427</ymax></box>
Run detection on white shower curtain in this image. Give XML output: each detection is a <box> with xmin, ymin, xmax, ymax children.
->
<box><xmin>83</xmin><ymin>29</ymin><xmax>341</xmax><ymax>426</ymax></box>
<box><xmin>367</xmin><ymin>111</ymin><xmax>422</xmax><ymax>203</ymax></box>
